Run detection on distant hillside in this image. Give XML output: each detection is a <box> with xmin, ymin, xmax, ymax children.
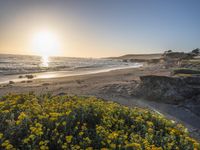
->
<box><xmin>109</xmin><ymin>53</ymin><xmax>162</xmax><ymax>60</ymax></box>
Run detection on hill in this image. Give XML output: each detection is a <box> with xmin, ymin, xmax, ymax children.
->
<box><xmin>108</xmin><ymin>53</ymin><xmax>162</xmax><ymax>60</ymax></box>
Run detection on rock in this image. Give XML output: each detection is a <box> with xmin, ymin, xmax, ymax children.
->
<box><xmin>134</xmin><ymin>75</ymin><xmax>200</xmax><ymax>104</ymax></box>
<box><xmin>18</xmin><ymin>75</ymin><xmax>24</xmax><ymax>78</ymax></box>
<box><xmin>42</xmin><ymin>83</ymin><xmax>50</xmax><ymax>86</ymax></box>
<box><xmin>191</xmin><ymin>48</ymin><xmax>200</xmax><ymax>56</ymax></box>
<box><xmin>147</xmin><ymin>59</ymin><xmax>161</xmax><ymax>64</ymax></box>
<box><xmin>76</xmin><ymin>80</ymin><xmax>83</xmax><ymax>84</ymax></box>
<box><xmin>162</xmin><ymin>51</ymin><xmax>196</xmax><ymax>68</ymax></box>
<box><xmin>25</xmin><ymin>74</ymin><xmax>34</xmax><ymax>79</ymax></box>
<box><xmin>9</xmin><ymin>81</ymin><xmax>15</xmax><ymax>84</ymax></box>
<box><xmin>162</xmin><ymin>51</ymin><xmax>193</xmax><ymax>60</ymax></box>
<box><xmin>122</xmin><ymin>59</ymin><xmax>128</xmax><ymax>62</ymax></box>
<box><xmin>57</xmin><ymin>92</ymin><xmax>66</xmax><ymax>96</ymax></box>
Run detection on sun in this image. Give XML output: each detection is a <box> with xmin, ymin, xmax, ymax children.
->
<box><xmin>32</xmin><ymin>30</ymin><xmax>60</xmax><ymax>57</ymax></box>
<box><xmin>31</xmin><ymin>30</ymin><xmax>61</xmax><ymax>67</ymax></box>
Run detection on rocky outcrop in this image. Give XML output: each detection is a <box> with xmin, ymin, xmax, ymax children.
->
<box><xmin>134</xmin><ymin>75</ymin><xmax>200</xmax><ymax>104</ymax></box>
<box><xmin>162</xmin><ymin>52</ymin><xmax>193</xmax><ymax>60</ymax></box>
<box><xmin>162</xmin><ymin>51</ymin><xmax>197</xmax><ymax>68</ymax></box>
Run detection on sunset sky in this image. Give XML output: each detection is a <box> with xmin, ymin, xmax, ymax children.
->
<box><xmin>0</xmin><ymin>0</ymin><xmax>199</xmax><ymax>57</ymax></box>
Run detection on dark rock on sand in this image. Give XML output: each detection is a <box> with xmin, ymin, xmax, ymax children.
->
<box><xmin>18</xmin><ymin>75</ymin><xmax>24</xmax><ymax>78</ymax></box>
<box><xmin>25</xmin><ymin>74</ymin><xmax>35</xmax><ymax>79</ymax></box>
<box><xmin>42</xmin><ymin>83</ymin><xmax>50</xmax><ymax>86</ymax></box>
<box><xmin>9</xmin><ymin>81</ymin><xmax>15</xmax><ymax>84</ymax></box>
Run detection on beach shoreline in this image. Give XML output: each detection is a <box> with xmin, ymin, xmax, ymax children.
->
<box><xmin>0</xmin><ymin>63</ymin><xmax>142</xmax><ymax>84</ymax></box>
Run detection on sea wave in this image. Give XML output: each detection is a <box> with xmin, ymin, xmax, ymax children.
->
<box><xmin>0</xmin><ymin>54</ymin><xmax>140</xmax><ymax>76</ymax></box>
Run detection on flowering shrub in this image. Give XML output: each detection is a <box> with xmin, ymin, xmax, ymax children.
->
<box><xmin>0</xmin><ymin>93</ymin><xmax>199</xmax><ymax>150</ymax></box>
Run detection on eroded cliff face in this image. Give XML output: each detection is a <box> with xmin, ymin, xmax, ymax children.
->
<box><xmin>134</xmin><ymin>75</ymin><xmax>200</xmax><ymax>117</ymax></box>
<box><xmin>135</xmin><ymin>75</ymin><xmax>200</xmax><ymax>105</ymax></box>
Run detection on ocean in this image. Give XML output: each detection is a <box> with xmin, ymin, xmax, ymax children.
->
<box><xmin>0</xmin><ymin>54</ymin><xmax>142</xmax><ymax>84</ymax></box>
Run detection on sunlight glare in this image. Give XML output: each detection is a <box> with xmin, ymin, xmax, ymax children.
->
<box><xmin>32</xmin><ymin>30</ymin><xmax>60</xmax><ymax>56</ymax></box>
<box><xmin>41</xmin><ymin>55</ymin><xmax>49</xmax><ymax>67</ymax></box>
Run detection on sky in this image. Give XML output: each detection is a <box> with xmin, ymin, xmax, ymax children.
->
<box><xmin>0</xmin><ymin>0</ymin><xmax>199</xmax><ymax>57</ymax></box>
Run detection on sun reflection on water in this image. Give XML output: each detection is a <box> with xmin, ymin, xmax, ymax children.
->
<box><xmin>41</xmin><ymin>55</ymin><xmax>49</xmax><ymax>67</ymax></box>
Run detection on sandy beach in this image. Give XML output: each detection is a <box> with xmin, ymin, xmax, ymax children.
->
<box><xmin>1</xmin><ymin>63</ymin><xmax>200</xmax><ymax>140</ymax></box>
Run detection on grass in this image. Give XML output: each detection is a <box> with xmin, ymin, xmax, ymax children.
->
<box><xmin>174</xmin><ymin>74</ymin><xmax>193</xmax><ymax>77</ymax></box>
<box><xmin>172</xmin><ymin>68</ymin><xmax>200</xmax><ymax>75</ymax></box>
<box><xmin>0</xmin><ymin>93</ymin><xmax>199</xmax><ymax>150</ymax></box>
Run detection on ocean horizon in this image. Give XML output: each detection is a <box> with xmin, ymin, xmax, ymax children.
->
<box><xmin>0</xmin><ymin>54</ymin><xmax>142</xmax><ymax>84</ymax></box>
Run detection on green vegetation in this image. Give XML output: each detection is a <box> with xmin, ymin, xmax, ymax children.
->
<box><xmin>173</xmin><ymin>68</ymin><xmax>200</xmax><ymax>76</ymax></box>
<box><xmin>0</xmin><ymin>93</ymin><xmax>199</xmax><ymax>150</ymax></box>
<box><xmin>174</xmin><ymin>74</ymin><xmax>193</xmax><ymax>77</ymax></box>
<box><xmin>180</xmin><ymin>59</ymin><xmax>200</xmax><ymax>70</ymax></box>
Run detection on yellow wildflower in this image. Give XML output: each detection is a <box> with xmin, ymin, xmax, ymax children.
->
<box><xmin>62</xmin><ymin>121</ymin><xmax>67</xmax><ymax>126</ymax></box>
<box><xmin>0</xmin><ymin>133</ymin><xmax>3</xmax><ymax>139</ymax></box>
<box><xmin>126</xmin><ymin>143</ymin><xmax>142</xmax><ymax>149</ymax></box>
<box><xmin>110</xmin><ymin>144</ymin><xmax>116</xmax><ymax>149</ymax></box>
<box><xmin>2</xmin><ymin>140</ymin><xmax>15</xmax><ymax>150</ymax></box>
<box><xmin>79</xmin><ymin>131</ymin><xmax>84</xmax><ymax>136</ymax></box>
<box><xmin>66</xmin><ymin>135</ymin><xmax>73</xmax><ymax>143</ymax></box>
<box><xmin>146</xmin><ymin>121</ymin><xmax>154</xmax><ymax>127</ymax></box>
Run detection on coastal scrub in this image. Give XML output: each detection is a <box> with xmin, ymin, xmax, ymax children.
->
<box><xmin>0</xmin><ymin>93</ymin><xmax>199</xmax><ymax>150</ymax></box>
